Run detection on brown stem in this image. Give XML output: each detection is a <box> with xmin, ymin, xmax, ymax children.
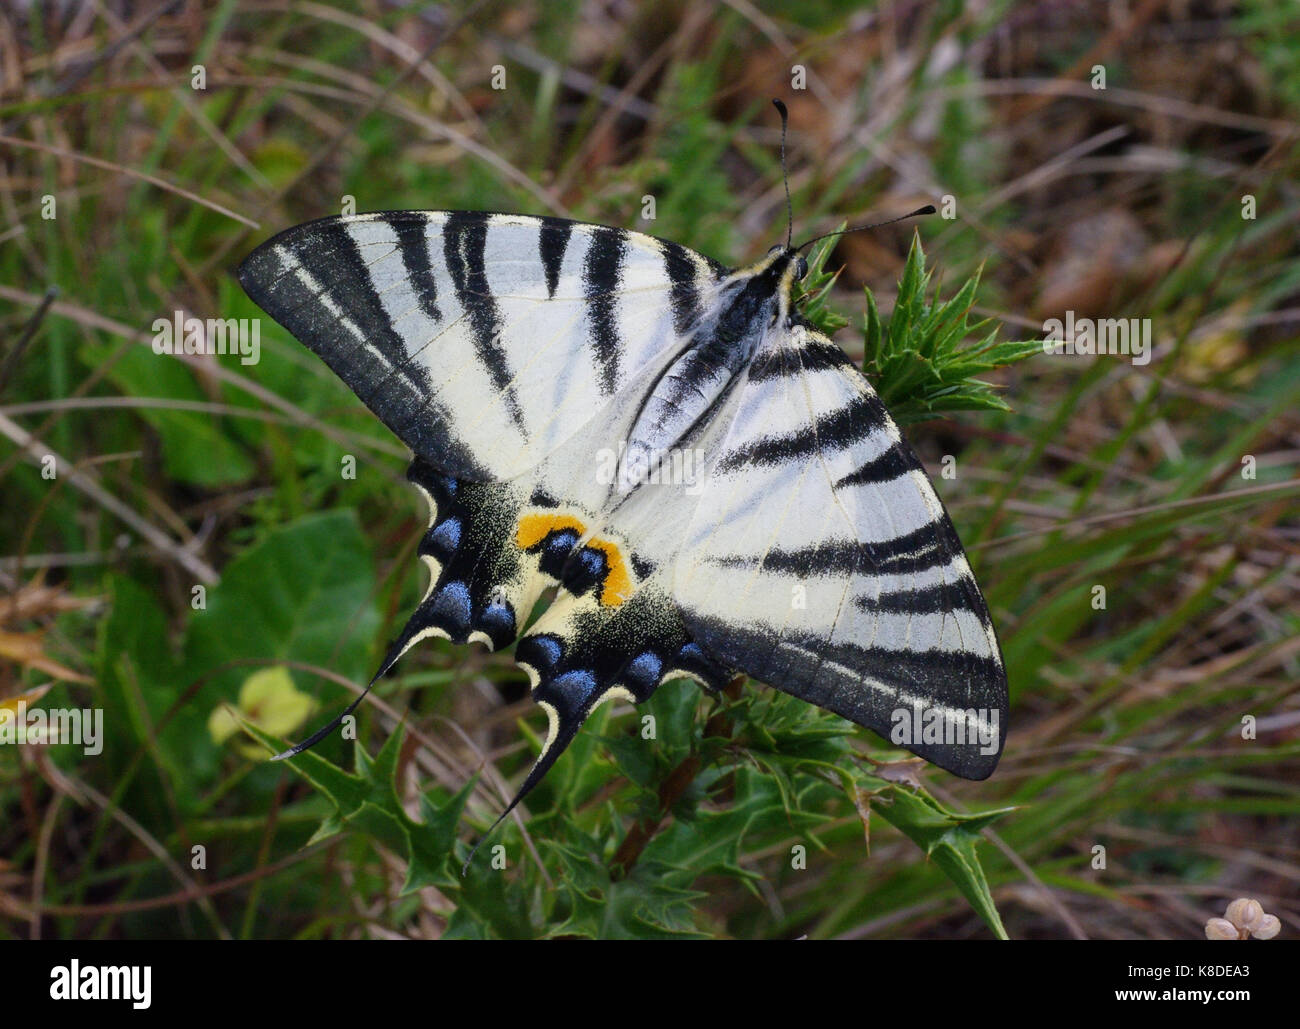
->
<box><xmin>609</xmin><ymin>679</ymin><xmax>743</xmax><ymax>878</ymax></box>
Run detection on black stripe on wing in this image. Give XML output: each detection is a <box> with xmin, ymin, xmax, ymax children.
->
<box><xmin>443</xmin><ymin>211</ymin><xmax>528</xmax><ymax>432</ymax></box>
<box><xmin>392</xmin><ymin>216</ymin><xmax>442</xmax><ymax>323</ymax></box>
<box><xmin>835</xmin><ymin>444</ymin><xmax>918</xmax><ymax>487</ymax></box>
<box><xmin>662</xmin><ymin>241</ymin><xmax>706</xmax><ymax>336</ymax></box>
<box><xmin>583</xmin><ymin>225</ymin><xmax>627</xmax><ymax>395</ymax></box>
<box><xmin>268</xmin><ymin>219</ymin><xmax>413</xmax><ymax>368</ymax></box>
<box><xmin>705</xmin><ymin>517</ymin><xmax>970</xmax><ymax>578</ymax></box>
<box><xmin>748</xmin><ymin>336</ymin><xmax>853</xmax><ymax>382</ymax></box>
<box><xmin>715</xmin><ymin>391</ymin><xmax>889</xmax><ymax>472</ymax></box>
<box><xmin>685</xmin><ymin>613</ymin><xmax>1005</xmax><ymax>779</ymax></box>
<box><xmin>236</xmin><ymin>217</ymin><xmax>490</xmax><ymax>479</ymax></box>
<box><xmin>853</xmin><ymin>577</ymin><xmax>982</xmax><ymax>615</ymax></box>
<box><xmin>538</xmin><ymin>217</ymin><xmax>572</xmax><ymax>299</ymax></box>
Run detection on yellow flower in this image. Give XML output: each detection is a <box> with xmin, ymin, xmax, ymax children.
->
<box><xmin>208</xmin><ymin>666</ymin><xmax>317</xmax><ymax>759</ymax></box>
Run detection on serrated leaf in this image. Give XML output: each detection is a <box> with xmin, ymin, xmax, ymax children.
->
<box><xmin>645</xmin><ymin>767</ymin><xmax>818</xmax><ymax>881</ymax></box>
<box><xmin>857</xmin><ymin>236</ymin><xmax>1040</xmax><ymax>424</ymax></box>
<box><xmin>238</xmin><ymin>719</ymin><xmax>467</xmax><ymax>894</ymax></box>
<box><xmin>865</xmin><ymin>783</ymin><xmax>1015</xmax><ymax>939</ymax></box>
<box><xmin>542</xmin><ymin>834</ymin><xmax>708</xmax><ymax>939</ymax></box>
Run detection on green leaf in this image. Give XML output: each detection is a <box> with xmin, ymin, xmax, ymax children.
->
<box><xmin>795</xmin><ymin>233</ymin><xmax>1038</xmax><ymax>424</ymax></box>
<box><xmin>95</xmin><ymin>576</ymin><xmax>193</xmax><ymax>811</ymax></box>
<box><xmin>179</xmin><ymin>510</ymin><xmax>381</xmax><ymax>784</ymax></box>
<box><xmin>541</xmin><ymin>831</ymin><xmax>708</xmax><ymax>939</ymax></box>
<box><xmin>645</xmin><ymin>766</ymin><xmax>821</xmax><ymax>881</ymax></box>
<box><xmin>208</xmin><ymin>665</ymin><xmax>317</xmax><ymax>755</ymax></box>
<box><xmin>238</xmin><ymin>718</ymin><xmax>471</xmax><ymax>895</ymax></box>
<box><xmin>865</xmin><ymin>782</ymin><xmax>1015</xmax><ymax>939</ymax></box>
<box><xmin>861</xmin><ymin>237</ymin><xmax>1039</xmax><ymax>424</ymax></box>
<box><xmin>91</xmin><ymin>343</ymin><xmax>256</xmax><ymax>487</ymax></box>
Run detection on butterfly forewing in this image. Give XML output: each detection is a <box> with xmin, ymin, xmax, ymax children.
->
<box><xmin>674</xmin><ymin>322</ymin><xmax>1006</xmax><ymax>778</ymax></box>
<box><xmin>237</xmin><ymin>211</ymin><xmax>722</xmax><ymax>481</ymax></box>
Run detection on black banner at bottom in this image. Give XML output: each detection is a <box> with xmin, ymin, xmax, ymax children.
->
<box><xmin>3</xmin><ymin>939</ymin><xmax>1286</xmax><ymax>1014</ymax></box>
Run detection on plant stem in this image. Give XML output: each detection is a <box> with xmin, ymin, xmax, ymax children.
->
<box><xmin>610</xmin><ymin>679</ymin><xmax>742</xmax><ymax>878</ymax></box>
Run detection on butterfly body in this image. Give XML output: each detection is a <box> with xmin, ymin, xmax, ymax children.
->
<box><xmin>238</xmin><ymin>208</ymin><xmax>1007</xmax><ymax>827</ymax></box>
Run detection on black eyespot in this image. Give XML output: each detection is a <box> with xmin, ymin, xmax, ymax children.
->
<box><xmin>795</xmin><ymin>256</ymin><xmax>809</xmax><ymax>280</ymax></box>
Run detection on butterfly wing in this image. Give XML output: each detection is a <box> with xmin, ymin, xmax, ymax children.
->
<box><xmin>673</xmin><ymin>321</ymin><xmax>1007</xmax><ymax>779</ymax></box>
<box><xmin>239</xmin><ymin>209</ymin><xmax>1005</xmax><ymax>844</ymax></box>
<box><xmin>239</xmin><ymin>211</ymin><xmax>738</xmax><ymax>829</ymax></box>
<box><xmin>237</xmin><ymin>211</ymin><xmax>722</xmax><ymax>481</ymax></box>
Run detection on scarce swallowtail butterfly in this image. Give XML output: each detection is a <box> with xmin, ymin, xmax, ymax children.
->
<box><xmin>236</xmin><ymin>101</ymin><xmax>1008</xmax><ymax>849</ymax></box>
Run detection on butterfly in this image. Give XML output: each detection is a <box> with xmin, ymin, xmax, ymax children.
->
<box><xmin>236</xmin><ymin>102</ymin><xmax>1007</xmax><ymax>848</ymax></box>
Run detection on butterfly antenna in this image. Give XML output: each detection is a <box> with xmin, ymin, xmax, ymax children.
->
<box><xmin>772</xmin><ymin>98</ymin><xmax>794</xmax><ymax>249</ymax></box>
<box><xmin>795</xmin><ymin>204</ymin><xmax>937</xmax><ymax>254</ymax></box>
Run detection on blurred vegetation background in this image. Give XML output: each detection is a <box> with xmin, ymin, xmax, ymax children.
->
<box><xmin>1</xmin><ymin>0</ymin><xmax>1298</xmax><ymax>940</ymax></box>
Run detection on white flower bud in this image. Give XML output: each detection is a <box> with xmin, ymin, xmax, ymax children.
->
<box><xmin>1225</xmin><ymin>898</ymin><xmax>1264</xmax><ymax>931</ymax></box>
<box><xmin>1252</xmin><ymin>914</ymin><xmax>1280</xmax><ymax>940</ymax></box>
<box><xmin>1205</xmin><ymin>917</ymin><xmax>1240</xmax><ymax>940</ymax></box>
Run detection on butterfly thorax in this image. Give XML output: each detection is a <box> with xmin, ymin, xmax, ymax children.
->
<box><xmin>618</xmin><ymin>250</ymin><xmax>801</xmax><ymax>493</ymax></box>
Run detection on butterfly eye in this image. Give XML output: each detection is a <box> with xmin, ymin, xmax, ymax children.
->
<box><xmin>795</xmin><ymin>256</ymin><xmax>809</xmax><ymax>280</ymax></box>
<box><xmin>767</xmin><ymin>244</ymin><xmax>783</xmax><ymax>255</ymax></box>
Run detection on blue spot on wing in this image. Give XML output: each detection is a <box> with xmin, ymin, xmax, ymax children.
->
<box><xmin>678</xmin><ymin>642</ymin><xmax>705</xmax><ymax>663</ymax></box>
<box><xmin>546</xmin><ymin>529</ymin><xmax>579</xmax><ymax>556</ymax></box>
<box><xmin>429</xmin><ymin>517</ymin><xmax>461</xmax><ymax>553</ymax></box>
<box><xmin>431</xmin><ymin>580</ymin><xmax>472</xmax><ymax>632</ymax></box>
<box><xmin>626</xmin><ymin>652</ymin><xmax>663</xmax><ymax>692</ymax></box>
<box><xmin>480</xmin><ymin>600</ymin><xmax>516</xmax><ymax>638</ymax></box>
<box><xmin>528</xmin><ymin>635</ymin><xmax>563</xmax><ymax>669</ymax></box>
<box><xmin>551</xmin><ymin>670</ymin><xmax>597</xmax><ymax>707</ymax></box>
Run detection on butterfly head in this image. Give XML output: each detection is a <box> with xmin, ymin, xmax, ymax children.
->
<box><xmin>721</xmin><ymin>246</ymin><xmax>809</xmax><ymax>333</ymax></box>
<box><xmin>767</xmin><ymin>247</ymin><xmax>810</xmax><ymax>325</ymax></box>
<box><xmin>767</xmin><ymin>244</ymin><xmax>809</xmax><ymax>282</ymax></box>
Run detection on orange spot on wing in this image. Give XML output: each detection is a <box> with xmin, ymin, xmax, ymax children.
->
<box><xmin>586</xmin><ymin>539</ymin><xmax>633</xmax><ymax>607</ymax></box>
<box><xmin>514</xmin><ymin>511</ymin><xmax>637</xmax><ymax>608</ymax></box>
<box><xmin>515</xmin><ymin>512</ymin><xmax>587</xmax><ymax>550</ymax></box>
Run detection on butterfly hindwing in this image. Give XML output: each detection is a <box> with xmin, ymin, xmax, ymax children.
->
<box><xmin>382</xmin><ymin>456</ymin><xmax>729</xmax><ymax>825</ymax></box>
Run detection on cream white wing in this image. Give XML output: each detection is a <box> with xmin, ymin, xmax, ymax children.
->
<box><xmin>237</xmin><ymin>211</ymin><xmax>722</xmax><ymax>481</ymax></box>
<box><xmin>673</xmin><ymin>322</ymin><xmax>1007</xmax><ymax>778</ymax></box>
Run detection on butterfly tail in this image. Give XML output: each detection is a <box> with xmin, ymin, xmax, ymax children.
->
<box><xmin>460</xmin><ymin>664</ymin><xmax>595</xmax><ymax>874</ymax></box>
